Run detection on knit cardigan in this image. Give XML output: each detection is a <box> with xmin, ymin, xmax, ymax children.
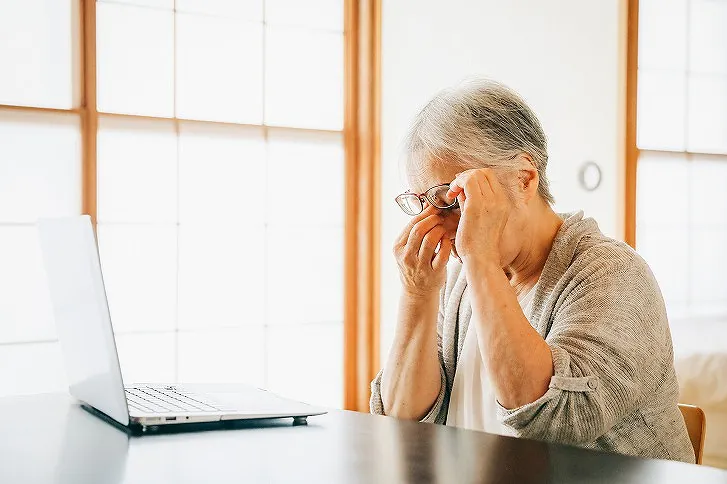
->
<box><xmin>371</xmin><ymin>211</ymin><xmax>695</xmax><ymax>463</ymax></box>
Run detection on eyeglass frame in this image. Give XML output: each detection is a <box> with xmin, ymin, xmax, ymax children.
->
<box><xmin>394</xmin><ymin>183</ymin><xmax>460</xmax><ymax>216</ymax></box>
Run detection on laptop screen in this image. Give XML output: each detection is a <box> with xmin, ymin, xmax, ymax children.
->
<box><xmin>37</xmin><ymin>216</ymin><xmax>129</xmax><ymax>426</ymax></box>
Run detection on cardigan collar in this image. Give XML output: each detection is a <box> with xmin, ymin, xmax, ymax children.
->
<box><xmin>528</xmin><ymin>211</ymin><xmax>601</xmax><ymax>332</ymax></box>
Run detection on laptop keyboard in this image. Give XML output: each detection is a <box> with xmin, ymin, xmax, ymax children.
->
<box><xmin>125</xmin><ymin>386</ymin><xmax>222</xmax><ymax>414</ymax></box>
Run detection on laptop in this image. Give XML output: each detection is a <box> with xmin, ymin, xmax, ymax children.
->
<box><xmin>37</xmin><ymin>215</ymin><xmax>326</xmax><ymax>431</ymax></box>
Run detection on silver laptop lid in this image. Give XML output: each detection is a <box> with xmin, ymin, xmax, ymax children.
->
<box><xmin>38</xmin><ymin>216</ymin><xmax>129</xmax><ymax>426</ymax></box>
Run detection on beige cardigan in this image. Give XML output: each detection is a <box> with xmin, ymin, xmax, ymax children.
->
<box><xmin>371</xmin><ymin>212</ymin><xmax>695</xmax><ymax>463</ymax></box>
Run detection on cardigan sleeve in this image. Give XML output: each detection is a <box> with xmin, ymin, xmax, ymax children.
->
<box><xmin>370</xmin><ymin>286</ymin><xmax>449</xmax><ymax>424</ymax></box>
<box><xmin>496</xmin><ymin>262</ymin><xmax>666</xmax><ymax>445</ymax></box>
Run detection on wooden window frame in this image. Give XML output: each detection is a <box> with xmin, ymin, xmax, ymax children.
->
<box><xmin>624</xmin><ymin>0</ymin><xmax>639</xmax><ymax>248</ymax></box>
<box><xmin>343</xmin><ymin>0</ymin><xmax>381</xmax><ymax>412</ymax></box>
<box><xmin>625</xmin><ymin>0</ymin><xmax>727</xmax><ymax>247</ymax></box>
<box><xmin>0</xmin><ymin>0</ymin><xmax>381</xmax><ymax>412</ymax></box>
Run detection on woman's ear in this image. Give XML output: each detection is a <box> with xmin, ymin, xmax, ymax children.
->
<box><xmin>518</xmin><ymin>154</ymin><xmax>539</xmax><ymax>202</ymax></box>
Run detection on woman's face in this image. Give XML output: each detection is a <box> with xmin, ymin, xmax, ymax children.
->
<box><xmin>408</xmin><ymin>162</ymin><xmax>527</xmax><ymax>267</ymax></box>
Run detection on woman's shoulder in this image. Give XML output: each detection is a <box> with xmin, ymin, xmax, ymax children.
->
<box><xmin>550</xmin><ymin>212</ymin><xmax>655</xmax><ymax>290</ymax></box>
<box><xmin>567</xmin><ymin>228</ymin><xmax>657</xmax><ymax>294</ymax></box>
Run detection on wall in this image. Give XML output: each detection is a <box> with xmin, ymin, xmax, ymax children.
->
<box><xmin>379</xmin><ymin>0</ymin><xmax>626</xmax><ymax>365</ymax></box>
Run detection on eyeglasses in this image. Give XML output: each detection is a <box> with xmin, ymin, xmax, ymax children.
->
<box><xmin>395</xmin><ymin>184</ymin><xmax>459</xmax><ymax>216</ymax></box>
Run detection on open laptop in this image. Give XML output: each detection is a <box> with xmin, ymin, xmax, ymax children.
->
<box><xmin>37</xmin><ymin>215</ymin><xmax>326</xmax><ymax>431</ymax></box>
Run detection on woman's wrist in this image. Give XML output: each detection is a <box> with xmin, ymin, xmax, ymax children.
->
<box><xmin>461</xmin><ymin>253</ymin><xmax>501</xmax><ymax>277</ymax></box>
<box><xmin>401</xmin><ymin>285</ymin><xmax>440</xmax><ymax>302</ymax></box>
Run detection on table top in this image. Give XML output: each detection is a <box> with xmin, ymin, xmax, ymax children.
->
<box><xmin>1</xmin><ymin>393</ymin><xmax>726</xmax><ymax>484</ymax></box>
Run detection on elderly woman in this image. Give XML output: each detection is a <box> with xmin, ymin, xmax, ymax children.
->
<box><xmin>370</xmin><ymin>79</ymin><xmax>694</xmax><ymax>463</ymax></box>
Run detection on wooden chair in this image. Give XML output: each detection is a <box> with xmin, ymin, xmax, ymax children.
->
<box><xmin>679</xmin><ymin>403</ymin><xmax>706</xmax><ymax>464</ymax></box>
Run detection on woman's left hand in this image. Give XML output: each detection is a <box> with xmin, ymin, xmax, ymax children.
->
<box><xmin>447</xmin><ymin>168</ymin><xmax>512</xmax><ymax>266</ymax></box>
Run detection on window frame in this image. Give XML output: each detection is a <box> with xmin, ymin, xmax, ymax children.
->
<box><xmin>0</xmin><ymin>0</ymin><xmax>380</xmax><ymax>411</ymax></box>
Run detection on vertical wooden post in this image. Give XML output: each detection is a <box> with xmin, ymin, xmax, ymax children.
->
<box><xmin>81</xmin><ymin>0</ymin><xmax>98</xmax><ymax>224</ymax></box>
<box><xmin>624</xmin><ymin>0</ymin><xmax>639</xmax><ymax>248</ymax></box>
<box><xmin>344</xmin><ymin>0</ymin><xmax>381</xmax><ymax>412</ymax></box>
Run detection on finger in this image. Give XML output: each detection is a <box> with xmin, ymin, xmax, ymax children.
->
<box><xmin>478</xmin><ymin>168</ymin><xmax>502</xmax><ymax>199</ymax></box>
<box><xmin>432</xmin><ymin>237</ymin><xmax>452</xmax><ymax>271</ymax></box>
<box><xmin>418</xmin><ymin>225</ymin><xmax>446</xmax><ymax>261</ymax></box>
<box><xmin>395</xmin><ymin>204</ymin><xmax>440</xmax><ymax>246</ymax></box>
<box><xmin>405</xmin><ymin>214</ymin><xmax>443</xmax><ymax>250</ymax></box>
<box><xmin>446</xmin><ymin>169</ymin><xmax>474</xmax><ymax>198</ymax></box>
<box><xmin>448</xmin><ymin>171</ymin><xmax>484</xmax><ymax>201</ymax></box>
<box><xmin>456</xmin><ymin>193</ymin><xmax>466</xmax><ymax>209</ymax></box>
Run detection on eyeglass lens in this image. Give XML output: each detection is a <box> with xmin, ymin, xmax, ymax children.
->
<box><xmin>425</xmin><ymin>185</ymin><xmax>457</xmax><ymax>209</ymax></box>
<box><xmin>395</xmin><ymin>194</ymin><xmax>424</xmax><ymax>215</ymax></box>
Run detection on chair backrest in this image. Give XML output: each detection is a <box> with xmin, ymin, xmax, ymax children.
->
<box><xmin>678</xmin><ymin>403</ymin><xmax>706</xmax><ymax>465</ymax></box>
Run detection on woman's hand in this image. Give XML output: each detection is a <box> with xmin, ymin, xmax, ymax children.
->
<box><xmin>393</xmin><ymin>205</ymin><xmax>452</xmax><ymax>298</ymax></box>
<box><xmin>447</xmin><ymin>168</ymin><xmax>512</xmax><ymax>266</ymax></box>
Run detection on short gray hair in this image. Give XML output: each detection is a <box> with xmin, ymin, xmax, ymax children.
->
<box><xmin>404</xmin><ymin>78</ymin><xmax>554</xmax><ymax>204</ymax></box>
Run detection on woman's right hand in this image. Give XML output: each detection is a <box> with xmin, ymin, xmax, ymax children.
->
<box><xmin>393</xmin><ymin>205</ymin><xmax>453</xmax><ymax>298</ymax></box>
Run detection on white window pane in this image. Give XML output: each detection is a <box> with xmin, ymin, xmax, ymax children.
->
<box><xmin>690</xmin><ymin>229</ymin><xmax>727</xmax><ymax>308</ymax></box>
<box><xmin>689</xmin><ymin>0</ymin><xmax>727</xmax><ymax>75</ymax></box>
<box><xmin>178</xmin><ymin>225</ymin><xmax>265</xmax><ymax>330</ymax></box>
<box><xmin>97</xmin><ymin>225</ymin><xmax>178</xmax><ymax>333</ymax></box>
<box><xmin>267</xmin><ymin>227</ymin><xmax>343</xmax><ymax>325</ymax></box>
<box><xmin>637</xmin><ymin>0</ymin><xmax>687</xmax><ymax>70</ymax></box>
<box><xmin>177</xmin><ymin>328</ymin><xmax>265</xmax><ymax>386</ymax></box>
<box><xmin>636</xmin><ymin>152</ymin><xmax>688</xmax><ymax>228</ymax></box>
<box><xmin>97</xmin><ymin>3</ymin><xmax>174</xmax><ymax>117</ymax></box>
<box><xmin>176</xmin><ymin>0</ymin><xmax>262</xmax><ymax>20</ymax></box>
<box><xmin>176</xmin><ymin>14</ymin><xmax>263</xmax><ymax>124</ymax></box>
<box><xmin>637</xmin><ymin>70</ymin><xmax>686</xmax><ymax>151</ymax></box>
<box><xmin>266</xmin><ymin>0</ymin><xmax>343</xmax><ymax>31</ymax></box>
<box><xmin>178</xmin><ymin>123</ymin><xmax>265</xmax><ymax>226</ymax></box>
<box><xmin>268</xmin><ymin>131</ymin><xmax>343</xmax><ymax>227</ymax></box>
<box><xmin>98</xmin><ymin>0</ymin><xmax>173</xmax><ymax>8</ymax></box>
<box><xmin>0</xmin><ymin>0</ymin><xmax>74</xmax><ymax>108</ymax></box>
<box><xmin>0</xmin><ymin>342</ymin><xmax>67</xmax><ymax>397</ymax></box>
<box><xmin>265</xmin><ymin>27</ymin><xmax>343</xmax><ymax>130</ymax></box>
<box><xmin>97</xmin><ymin>117</ymin><xmax>177</xmax><ymax>224</ymax></box>
<box><xmin>0</xmin><ymin>111</ymin><xmax>81</xmax><ymax>223</ymax></box>
<box><xmin>690</xmin><ymin>157</ymin><xmax>727</xmax><ymax>228</ymax></box>
<box><xmin>266</xmin><ymin>323</ymin><xmax>342</xmax><ymax>408</ymax></box>
<box><xmin>636</xmin><ymin>227</ymin><xmax>689</xmax><ymax>311</ymax></box>
<box><xmin>0</xmin><ymin>227</ymin><xmax>56</xmax><ymax>344</ymax></box>
<box><xmin>114</xmin><ymin>332</ymin><xmax>176</xmax><ymax>384</ymax></box>
<box><xmin>687</xmin><ymin>76</ymin><xmax>727</xmax><ymax>154</ymax></box>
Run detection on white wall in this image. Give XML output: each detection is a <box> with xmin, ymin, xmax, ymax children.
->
<box><xmin>379</xmin><ymin>0</ymin><xmax>626</xmax><ymax>364</ymax></box>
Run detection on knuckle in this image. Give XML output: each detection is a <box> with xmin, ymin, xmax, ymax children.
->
<box><xmin>402</xmin><ymin>252</ymin><xmax>417</xmax><ymax>265</ymax></box>
<box><xmin>421</xmin><ymin>236</ymin><xmax>435</xmax><ymax>248</ymax></box>
<box><xmin>412</xmin><ymin>226</ymin><xmax>427</xmax><ymax>238</ymax></box>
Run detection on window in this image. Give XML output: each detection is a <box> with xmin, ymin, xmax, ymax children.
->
<box><xmin>0</xmin><ymin>0</ymin><xmax>370</xmax><ymax>410</ymax></box>
<box><xmin>635</xmin><ymin>0</ymin><xmax>727</xmax><ymax>322</ymax></box>
<box><xmin>0</xmin><ymin>0</ymin><xmax>81</xmax><ymax>395</ymax></box>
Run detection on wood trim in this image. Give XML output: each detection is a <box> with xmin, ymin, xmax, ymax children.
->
<box><xmin>624</xmin><ymin>0</ymin><xmax>639</xmax><ymax>248</ymax></box>
<box><xmin>638</xmin><ymin>148</ymin><xmax>727</xmax><ymax>159</ymax></box>
<box><xmin>80</xmin><ymin>0</ymin><xmax>98</xmax><ymax>225</ymax></box>
<box><xmin>93</xmin><ymin>111</ymin><xmax>342</xmax><ymax>135</ymax></box>
<box><xmin>0</xmin><ymin>104</ymin><xmax>81</xmax><ymax>116</ymax></box>
<box><xmin>343</xmin><ymin>0</ymin><xmax>381</xmax><ymax>412</ymax></box>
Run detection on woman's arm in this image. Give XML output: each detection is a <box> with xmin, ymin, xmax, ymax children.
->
<box><xmin>380</xmin><ymin>291</ymin><xmax>442</xmax><ymax>420</ymax></box>
<box><xmin>448</xmin><ymin>168</ymin><xmax>553</xmax><ymax>409</ymax></box>
<box><xmin>377</xmin><ymin>205</ymin><xmax>452</xmax><ymax>420</ymax></box>
<box><xmin>464</xmin><ymin>259</ymin><xmax>553</xmax><ymax>409</ymax></box>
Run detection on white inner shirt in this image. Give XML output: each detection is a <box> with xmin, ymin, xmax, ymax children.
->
<box><xmin>446</xmin><ymin>284</ymin><xmax>538</xmax><ymax>434</ymax></box>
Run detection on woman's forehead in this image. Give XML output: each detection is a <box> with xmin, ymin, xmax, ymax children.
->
<box><xmin>407</xmin><ymin>164</ymin><xmax>461</xmax><ymax>193</ymax></box>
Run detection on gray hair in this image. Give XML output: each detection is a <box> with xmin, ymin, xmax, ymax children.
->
<box><xmin>404</xmin><ymin>78</ymin><xmax>554</xmax><ymax>205</ymax></box>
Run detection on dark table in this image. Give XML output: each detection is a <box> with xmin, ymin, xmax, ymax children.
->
<box><xmin>1</xmin><ymin>393</ymin><xmax>726</xmax><ymax>483</ymax></box>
